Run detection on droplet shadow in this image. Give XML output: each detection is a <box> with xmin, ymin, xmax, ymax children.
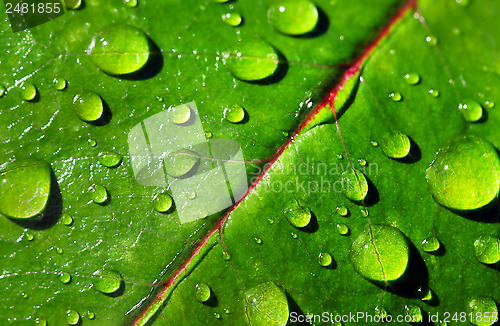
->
<box><xmin>247</xmin><ymin>48</ymin><xmax>288</xmax><ymax>85</ymax></box>
<box><xmin>453</xmin><ymin>199</ymin><xmax>500</xmax><ymax>224</ymax></box>
<box><xmin>202</xmin><ymin>289</ymin><xmax>219</xmax><ymax>308</ymax></box>
<box><xmin>286</xmin><ymin>292</ymin><xmax>310</xmax><ymax>326</ymax></box>
<box><xmin>298</xmin><ymin>210</ymin><xmax>318</xmax><ymax>233</ymax></box>
<box><xmin>292</xmin><ymin>5</ymin><xmax>329</xmax><ymax>38</ymax></box>
<box><xmin>362</xmin><ymin>175</ymin><xmax>379</xmax><ymax>207</ymax></box>
<box><xmin>89</xmin><ymin>97</ymin><xmax>112</xmax><ymax>126</ymax></box>
<box><xmin>11</xmin><ymin>170</ymin><xmax>62</xmax><ymax>230</ymax></box>
<box><xmin>395</xmin><ymin>137</ymin><xmax>422</xmax><ymax>164</ymax></box>
<box><xmin>116</xmin><ymin>36</ymin><xmax>164</xmax><ymax>81</ymax></box>
<box><xmin>103</xmin><ymin>279</ymin><xmax>126</xmax><ymax>298</ymax></box>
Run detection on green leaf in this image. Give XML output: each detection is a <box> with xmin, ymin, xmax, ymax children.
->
<box><xmin>0</xmin><ymin>0</ymin><xmax>499</xmax><ymax>325</ymax></box>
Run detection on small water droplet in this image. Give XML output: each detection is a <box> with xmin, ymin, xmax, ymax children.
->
<box><xmin>361</xmin><ymin>208</ymin><xmax>369</xmax><ymax>217</ymax></box>
<box><xmin>403</xmin><ymin>304</ymin><xmax>423</xmax><ymax>323</ymax></box>
<box><xmin>98</xmin><ymin>152</ymin><xmax>122</xmax><ymax>168</ymax></box>
<box><xmin>389</xmin><ymin>92</ymin><xmax>402</xmax><ymax>101</ymax></box>
<box><xmin>214</xmin><ymin>312</ymin><xmax>221</xmax><ymax>319</ymax></box>
<box><xmin>26</xmin><ymin>232</ymin><xmax>34</xmax><ymax>241</ymax></box>
<box><xmin>222</xmin><ymin>12</ymin><xmax>242</xmax><ymax>26</ymax></box>
<box><xmin>468</xmin><ymin>297</ymin><xmax>498</xmax><ymax>326</ymax></box>
<box><xmin>22</xmin><ymin>292</ymin><xmax>28</xmax><ymax>299</ymax></box>
<box><xmin>35</xmin><ymin>318</ymin><xmax>47</xmax><ymax>326</ymax></box>
<box><xmin>336</xmin><ymin>153</ymin><xmax>343</xmax><ymax>160</ymax></box>
<box><xmin>428</xmin><ymin>89</ymin><xmax>439</xmax><ymax>97</ymax></box>
<box><xmin>371</xmin><ymin>140</ymin><xmax>379</xmax><ymax>147</ymax></box>
<box><xmin>205</xmin><ymin>131</ymin><xmax>213</xmax><ymax>138</ymax></box>
<box><xmin>291</xmin><ymin>232</ymin><xmax>298</xmax><ymax>239</ymax></box>
<box><xmin>350</xmin><ymin>225</ymin><xmax>410</xmax><ymax>283</ymax></box>
<box><xmin>61</xmin><ymin>214</ymin><xmax>73</xmax><ymax>226</ymax></box>
<box><xmin>421</xmin><ymin>236</ymin><xmax>440</xmax><ymax>252</ymax></box>
<box><xmin>66</xmin><ymin>309</ymin><xmax>80</xmax><ymax>325</ymax></box>
<box><xmin>455</xmin><ymin>0</ymin><xmax>470</xmax><ymax>7</ymax></box>
<box><xmin>255</xmin><ymin>237</ymin><xmax>263</xmax><ymax>244</ymax></box>
<box><xmin>358</xmin><ymin>158</ymin><xmax>367</xmax><ymax>167</ymax></box>
<box><xmin>93</xmin><ymin>269</ymin><xmax>123</xmax><ymax>294</ymax></box>
<box><xmin>268</xmin><ymin>218</ymin><xmax>274</xmax><ymax>224</ymax></box>
<box><xmin>380</xmin><ymin>131</ymin><xmax>411</xmax><ymax>159</ymax></box>
<box><xmin>91</xmin><ymin>184</ymin><xmax>108</xmax><ymax>204</ymax></box>
<box><xmin>124</xmin><ymin>0</ymin><xmax>138</xmax><ymax>7</ymax></box>
<box><xmin>425</xmin><ymin>135</ymin><xmax>500</xmax><ymax>210</ymax></box>
<box><xmin>73</xmin><ymin>91</ymin><xmax>103</xmax><ymax>122</ymax></box>
<box><xmin>154</xmin><ymin>193</ymin><xmax>173</xmax><ymax>213</ymax></box>
<box><xmin>375</xmin><ymin>306</ymin><xmax>388</xmax><ymax>318</ymax></box>
<box><xmin>224</xmin><ymin>104</ymin><xmax>246</xmax><ymax>123</ymax></box>
<box><xmin>66</xmin><ymin>0</ymin><xmax>82</xmax><ymax>10</ymax></box>
<box><xmin>341</xmin><ymin>168</ymin><xmax>368</xmax><ymax>202</ymax></box>
<box><xmin>156</xmin><ymin>95</ymin><xmax>164</xmax><ymax>102</ymax></box>
<box><xmin>474</xmin><ymin>235</ymin><xmax>500</xmax><ymax>264</ymax></box>
<box><xmin>336</xmin><ymin>205</ymin><xmax>348</xmax><ymax>217</ymax></box>
<box><xmin>223</xmin><ymin>308</ymin><xmax>230</xmax><ymax>315</ymax></box>
<box><xmin>168</xmin><ymin>103</ymin><xmax>191</xmax><ymax>125</ymax></box>
<box><xmin>485</xmin><ymin>100</ymin><xmax>495</xmax><ymax>109</ymax></box>
<box><xmin>186</xmin><ymin>190</ymin><xmax>197</xmax><ymax>200</ymax></box>
<box><xmin>164</xmin><ymin>149</ymin><xmax>200</xmax><ymax>178</ymax></box>
<box><xmin>336</xmin><ymin>223</ymin><xmax>349</xmax><ymax>235</ymax></box>
<box><xmin>404</xmin><ymin>72</ymin><xmax>420</xmax><ymax>85</ymax></box>
<box><xmin>425</xmin><ymin>35</ymin><xmax>438</xmax><ymax>45</ymax></box>
<box><xmin>267</xmin><ymin>0</ymin><xmax>318</xmax><ymax>35</ymax></box>
<box><xmin>452</xmin><ymin>27</ymin><xmax>461</xmax><ymax>35</ymax></box>
<box><xmin>88</xmin><ymin>25</ymin><xmax>150</xmax><ymax>75</ymax></box>
<box><xmin>0</xmin><ymin>85</ymin><xmax>6</xmax><ymax>97</ymax></box>
<box><xmin>0</xmin><ymin>159</ymin><xmax>52</xmax><ymax>219</ymax></box>
<box><xmin>318</xmin><ymin>252</ymin><xmax>333</xmax><ymax>267</ymax></box>
<box><xmin>459</xmin><ymin>99</ymin><xmax>483</xmax><ymax>122</ymax></box>
<box><xmin>52</xmin><ymin>77</ymin><xmax>67</xmax><ymax>91</ymax></box>
<box><xmin>88</xmin><ymin>138</ymin><xmax>97</xmax><ymax>147</ymax></box>
<box><xmin>194</xmin><ymin>283</ymin><xmax>211</xmax><ymax>302</ymax></box>
<box><xmin>415</xmin><ymin>286</ymin><xmax>433</xmax><ymax>301</ymax></box>
<box><xmin>227</xmin><ymin>40</ymin><xmax>279</xmax><ymax>81</ymax></box>
<box><xmin>211</xmin><ymin>0</ymin><xmax>230</xmax><ymax>2</ymax></box>
<box><xmin>222</xmin><ymin>251</ymin><xmax>231</xmax><ymax>261</ymax></box>
<box><xmin>55</xmin><ymin>247</ymin><xmax>63</xmax><ymax>254</ymax></box>
<box><xmin>20</xmin><ymin>82</ymin><xmax>37</xmax><ymax>101</ymax></box>
<box><xmin>86</xmin><ymin>311</ymin><xmax>95</xmax><ymax>320</ymax></box>
<box><xmin>284</xmin><ymin>201</ymin><xmax>311</xmax><ymax>228</ymax></box>
<box><xmin>60</xmin><ymin>271</ymin><xmax>71</xmax><ymax>284</ymax></box>
<box><xmin>245</xmin><ymin>282</ymin><xmax>289</xmax><ymax>326</ymax></box>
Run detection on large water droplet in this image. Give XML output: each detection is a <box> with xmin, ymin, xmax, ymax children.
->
<box><xmin>164</xmin><ymin>149</ymin><xmax>200</xmax><ymax>178</ymax></box>
<box><xmin>88</xmin><ymin>25</ymin><xmax>150</xmax><ymax>75</ymax></box>
<box><xmin>222</xmin><ymin>12</ymin><xmax>242</xmax><ymax>26</ymax></box>
<box><xmin>73</xmin><ymin>91</ymin><xmax>103</xmax><ymax>122</ymax></box>
<box><xmin>66</xmin><ymin>309</ymin><xmax>80</xmax><ymax>325</ymax></box>
<box><xmin>53</xmin><ymin>77</ymin><xmax>67</xmax><ymax>91</ymax></box>
<box><xmin>404</xmin><ymin>72</ymin><xmax>420</xmax><ymax>85</ymax></box>
<box><xmin>20</xmin><ymin>82</ymin><xmax>37</xmax><ymax>101</ymax></box>
<box><xmin>350</xmin><ymin>225</ymin><xmax>410</xmax><ymax>283</ymax></box>
<box><xmin>226</xmin><ymin>40</ymin><xmax>279</xmax><ymax>81</ymax></box>
<box><xmin>267</xmin><ymin>0</ymin><xmax>318</xmax><ymax>35</ymax></box>
<box><xmin>380</xmin><ymin>131</ymin><xmax>411</xmax><ymax>159</ymax></box>
<box><xmin>284</xmin><ymin>201</ymin><xmax>311</xmax><ymax>228</ymax></box>
<box><xmin>168</xmin><ymin>104</ymin><xmax>191</xmax><ymax>125</ymax></box>
<box><xmin>154</xmin><ymin>193</ymin><xmax>173</xmax><ymax>213</ymax></box>
<box><xmin>91</xmin><ymin>184</ymin><xmax>108</xmax><ymax>204</ymax></box>
<box><xmin>98</xmin><ymin>152</ymin><xmax>122</xmax><ymax>168</ymax></box>
<box><xmin>86</xmin><ymin>311</ymin><xmax>95</xmax><ymax>320</ymax></box>
<box><xmin>245</xmin><ymin>282</ymin><xmax>289</xmax><ymax>326</ymax></box>
<box><xmin>341</xmin><ymin>168</ymin><xmax>368</xmax><ymax>202</ymax></box>
<box><xmin>467</xmin><ymin>297</ymin><xmax>498</xmax><ymax>326</ymax></box>
<box><xmin>403</xmin><ymin>304</ymin><xmax>423</xmax><ymax>323</ymax></box>
<box><xmin>60</xmin><ymin>271</ymin><xmax>71</xmax><ymax>284</ymax></box>
<box><xmin>474</xmin><ymin>235</ymin><xmax>500</xmax><ymax>264</ymax></box>
<box><xmin>0</xmin><ymin>159</ymin><xmax>52</xmax><ymax>219</ymax></box>
<box><xmin>425</xmin><ymin>135</ymin><xmax>500</xmax><ymax>210</ymax></box>
<box><xmin>318</xmin><ymin>252</ymin><xmax>333</xmax><ymax>267</ymax></box>
<box><xmin>224</xmin><ymin>104</ymin><xmax>245</xmax><ymax>123</ymax></box>
<box><xmin>93</xmin><ymin>269</ymin><xmax>123</xmax><ymax>294</ymax></box>
<box><xmin>421</xmin><ymin>236</ymin><xmax>440</xmax><ymax>253</ymax></box>
<box><xmin>459</xmin><ymin>99</ymin><xmax>483</xmax><ymax>122</ymax></box>
<box><xmin>194</xmin><ymin>283</ymin><xmax>211</xmax><ymax>303</ymax></box>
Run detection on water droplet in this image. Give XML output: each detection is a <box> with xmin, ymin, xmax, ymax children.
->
<box><xmin>88</xmin><ymin>138</ymin><xmax>97</xmax><ymax>147</ymax></box>
<box><xmin>425</xmin><ymin>135</ymin><xmax>500</xmax><ymax>210</ymax></box>
<box><xmin>459</xmin><ymin>99</ymin><xmax>483</xmax><ymax>122</ymax></box>
<box><xmin>452</xmin><ymin>27</ymin><xmax>461</xmax><ymax>35</ymax></box>
<box><xmin>26</xmin><ymin>232</ymin><xmax>34</xmax><ymax>241</ymax></box>
<box><xmin>0</xmin><ymin>159</ymin><xmax>52</xmax><ymax>219</ymax></box>
<box><xmin>55</xmin><ymin>247</ymin><xmax>63</xmax><ymax>254</ymax></box>
<box><xmin>186</xmin><ymin>190</ymin><xmax>197</xmax><ymax>200</ymax></box>
<box><xmin>361</xmin><ymin>208</ymin><xmax>369</xmax><ymax>217</ymax></box>
<box><xmin>467</xmin><ymin>297</ymin><xmax>498</xmax><ymax>326</ymax></box>
<box><xmin>255</xmin><ymin>237</ymin><xmax>263</xmax><ymax>244</ymax></box>
<box><xmin>53</xmin><ymin>77</ymin><xmax>67</xmax><ymax>91</ymax></box>
<box><xmin>371</xmin><ymin>140</ymin><xmax>379</xmax><ymax>147</ymax></box>
<box><xmin>268</xmin><ymin>218</ymin><xmax>274</xmax><ymax>224</ymax></box>
<box><xmin>455</xmin><ymin>0</ymin><xmax>470</xmax><ymax>7</ymax></box>
<box><xmin>164</xmin><ymin>149</ymin><xmax>200</xmax><ymax>178</ymax></box>
<box><xmin>88</xmin><ymin>25</ymin><xmax>150</xmax><ymax>75</ymax></box>
<box><xmin>380</xmin><ymin>131</ymin><xmax>411</xmax><ymax>159</ymax></box>
<box><xmin>421</xmin><ymin>236</ymin><xmax>440</xmax><ymax>252</ymax></box>
<box><xmin>336</xmin><ymin>153</ymin><xmax>343</xmax><ymax>160</ymax></box>
<box><xmin>66</xmin><ymin>0</ymin><xmax>82</xmax><ymax>10</ymax></box>
<box><xmin>73</xmin><ymin>91</ymin><xmax>103</xmax><ymax>122</ymax></box>
<box><xmin>66</xmin><ymin>309</ymin><xmax>80</xmax><ymax>325</ymax></box>
<box><xmin>86</xmin><ymin>311</ymin><xmax>95</xmax><ymax>320</ymax></box>
<box><xmin>22</xmin><ymin>292</ymin><xmax>28</xmax><ymax>299</ymax></box>
<box><xmin>222</xmin><ymin>251</ymin><xmax>231</xmax><ymax>261</ymax></box>
<box><xmin>318</xmin><ymin>252</ymin><xmax>333</xmax><ymax>267</ymax></box>
<box><xmin>358</xmin><ymin>158</ymin><xmax>367</xmax><ymax>167</ymax></box>
<box><xmin>428</xmin><ymin>89</ymin><xmax>439</xmax><ymax>97</ymax></box>
<box><xmin>61</xmin><ymin>214</ymin><xmax>73</xmax><ymax>226</ymax></box>
<box><xmin>375</xmin><ymin>306</ymin><xmax>388</xmax><ymax>318</ymax></box>
<box><xmin>156</xmin><ymin>95</ymin><xmax>164</xmax><ymax>102</ymax></box>
<box><xmin>60</xmin><ymin>271</ymin><xmax>71</xmax><ymax>284</ymax></box>
<box><xmin>93</xmin><ymin>269</ymin><xmax>123</xmax><ymax>294</ymax></box>
<box><xmin>35</xmin><ymin>318</ymin><xmax>47</xmax><ymax>326</ymax></box>
<box><xmin>284</xmin><ymin>201</ymin><xmax>311</xmax><ymax>228</ymax></box>
<box><xmin>224</xmin><ymin>104</ymin><xmax>245</xmax><ymax>123</ymax></box>
<box><xmin>227</xmin><ymin>40</ymin><xmax>279</xmax><ymax>81</ymax></box>
<box><xmin>336</xmin><ymin>205</ymin><xmax>348</xmax><ymax>217</ymax></box>
<box><xmin>291</xmin><ymin>232</ymin><xmax>298</xmax><ymax>239</ymax></box>
<box><xmin>214</xmin><ymin>312</ymin><xmax>221</xmax><ymax>319</ymax></box>
<box><xmin>267</xmin><ymin>0</ymin><xmax>318</xmax><ymax>35</ymax></box>
<box><xmin>389</xmin><ymin>92</ymin><xmax>402</xmax><ymax>101</ymax></box>
<box><xmin>0</xmin><ymin>85</ymin><xmax>6</xmax><ymax>97</ymax></box>
<box><xmin>415</xmin><ymin>286</ymin><xmax>433</xmax><ymax>301</ymax></box>
<box><xmin>98</xmin><ymin>152</ymin><xmax>122</xmax><ymax>168</ymax></box>
<box><xmin>20</xmin><ymin>82</ymin><xmax>37</xmax><ymax>101</ymax></box>
<box><xmin>211</xmin><ymin>0</ymin><xmax>230</xmax><ymax>2</ymax></box>
<box><xmin>154</xmin><ymin>193</ymin><xmax>173</xmax><ymax>213</ymax></box>
<box><xmin>403</xmin><ymin>304</ymin><xmax>423</xmax><ymax>323</ymax></box>
<box><xmin>404</xmin><ymin>72</ymin><xmax>420</xmax><ymax>85</ymax></box>
<box><xmin>425</xmin><ymin>35</ymin><xmax>438</xmax><ymax>45</ymax></box>
<box><xmin>350</xmin><ymin>225</ymin><xmax>410</xmax><ymax>283</ymax></box>
<box><xmin>224</xmin><ymin>308</ymin><xmax>230</xmax><ymax>315</ymax></box>
<box><xmin>91</xmin><ymin>184</ymin><xmax>108</xmax><ymax>204</ymax></box>
<box><xmin>245</xmin><ymin>282</ymin><xmax>289</xmax><ymax>326</ymax></box>
<box><xmin>124</xmin><ymin>0</ymin><xmax>138</xmax><ymax>7</ymax></box>
<box><xmin>341</xmin><ymin>168</ymin><xmax>368</xmax><ymax>202</ymax></box>
<box><xmin>336</xmin><ymin>223</ymin><xmax>349</xmax><ymax>235</ymax></box>
<box><xmin>168</xmin><ymin>103</ymin><xmax>191</xmax><ymax>125</ymax></box>
<box><xmin>474</xmin><ymin>235</ymin><xmax>500</xmax><ymax>264</ymax></box>
<box><xmin>222</xmin><ymin>12</ymin><xmax>242</xmax><ymax>26</ymax></box>
<box><xmin>194</xmin><ymin>283</ymin><xmax>211</xmax><ymax>302</ymax></box>
<box><xmin>205</xmin><ymin>131</ymin><xmax>213</xmax><ymax>138</ymax></box>
<box><xmin>485</xmin><ymin>100</ymin><xmax>495</xmax><ymax>109</ymax></box>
